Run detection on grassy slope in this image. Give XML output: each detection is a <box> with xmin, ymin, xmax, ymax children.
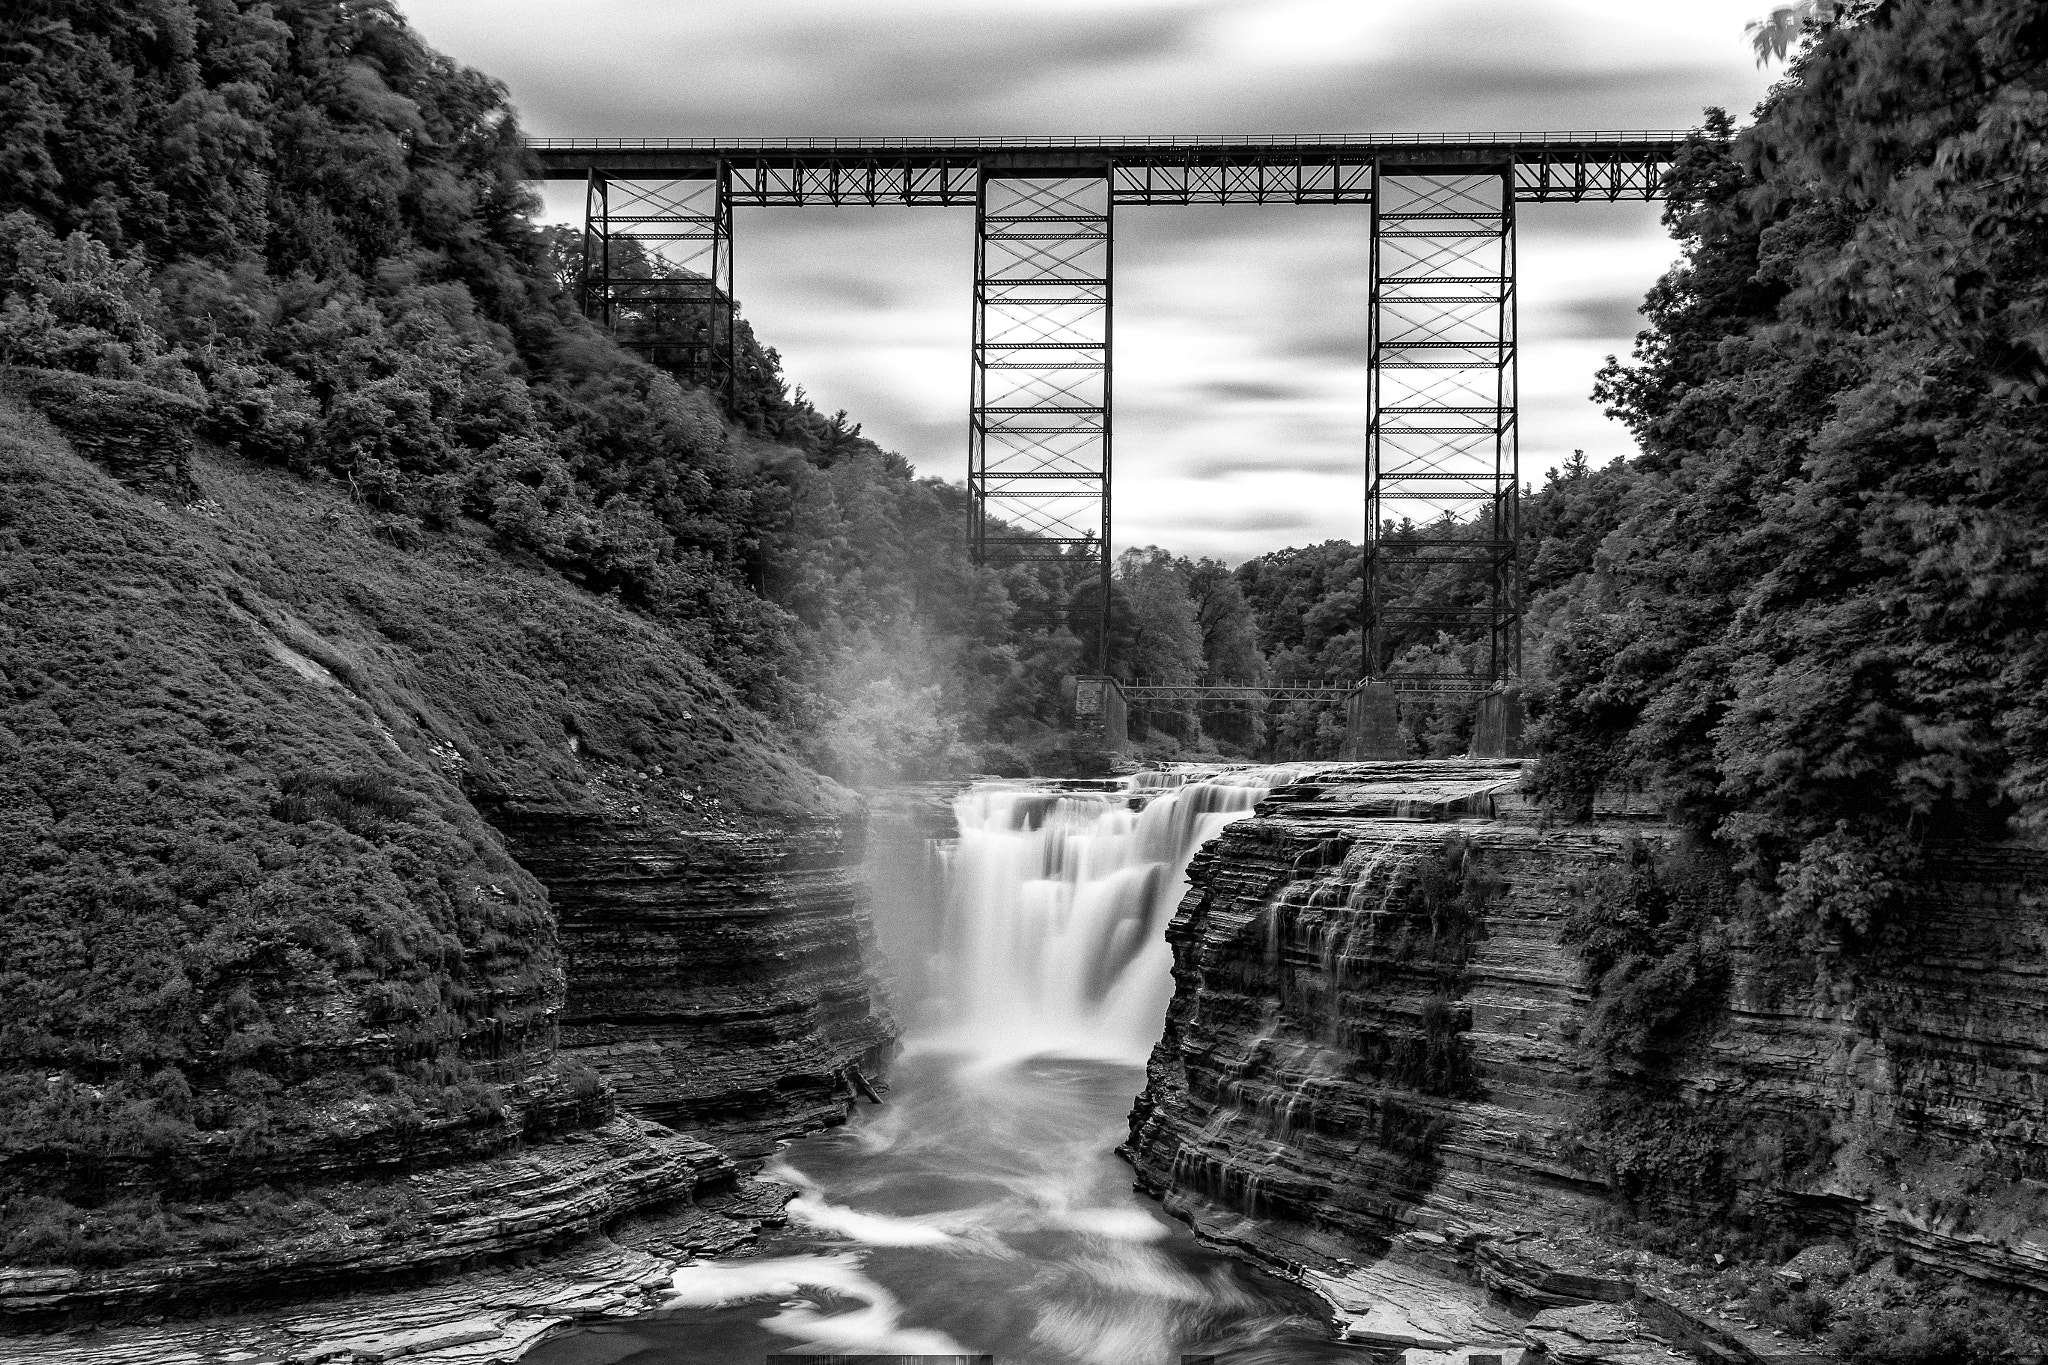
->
<box><xmin>0</xmin><ymin>399</ymin><xmax>850</xmax><ymax>1263</ymax></box>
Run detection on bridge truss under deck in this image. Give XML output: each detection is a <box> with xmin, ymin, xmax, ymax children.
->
<box><xmin>1366</xmin><ymin>168</ymin><xmax>1519</xmax><ymax>683</ymax></box>
<box><xmin>971</xmin><ymin>174</ymin><xmax>1112</xmax><ymax>642</ymax></box>
<box><xmin>537</xmin><ymin>133</ymin><xmax>1683</xmax><ymax>690</ymax></box>
<box><xmin>578</xmin><ymin>171</ymin><xmax>734</xmax><ymax>395</ymax></box>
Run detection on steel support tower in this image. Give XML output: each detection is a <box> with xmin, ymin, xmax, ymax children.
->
<box><xmin>579</xmin><ymin>170</ymin><xmax>735</xmax><ymax>395</ymax></box>
<box><xmin>969</xmin><ymin>172</ymin><xmax>1112</xmax><ymax>652</ymax></box>
<box><xmin>1365</xmin><ymin>168</ymin><xmax>1519</xmax><ymax>687</ymax></box>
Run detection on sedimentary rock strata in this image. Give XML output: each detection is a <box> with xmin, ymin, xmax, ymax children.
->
<box><xmin>0</xmin><ymin>430</ymin><xmax>892</xmax><ymax>1328</ymax></box>
<box><xmin>496</xmin><ymin>808</ymin><xmax>895</xmax><ymax>1157</ymax></box>
<box><xmin>0</xmin><ymin>1117</ymin><xmax>729</xmax><ymax>1325</ymax></box>
<box><xmin>1128</xmin><ymin>760</ymin><xmax>2048</xmax><ymax>1356</ymax></box>
<box><xmin>15</xmin><ymin>1176</ymin><xmax>797</xmax><ymax>1365</ymax></box>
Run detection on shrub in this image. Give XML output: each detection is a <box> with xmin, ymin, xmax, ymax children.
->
<box><xmin>271</xmin><ymin>771</ymin><xmax>420</xmax><ymax>838</ymax></box>
<box><xmin>1388</xmin><ymin>994</ymin><xmax>1479</xmax><ymax>1099</ymax></box>
<box><xmin>1562</xmin><ymin>836</ymin><xmax>1733</xmax><ymax>1076</ymax></box>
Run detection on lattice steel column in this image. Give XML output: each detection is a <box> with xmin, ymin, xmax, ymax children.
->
<box><xmin>1364</xmin><ymin>166</ymin><xmax>1519</xmax><ymax>683</ymax></box>
<box><xmin>969</xmin><ymin>172</ymin><xmax>1112</xmax><ymax>660</ymax></box>
<box><xmin>580</xmin><ymin>167</ymin><xmax>735</xmax><ymax>397</ymax></box>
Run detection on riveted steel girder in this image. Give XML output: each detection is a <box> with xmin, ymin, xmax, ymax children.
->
<box><xmin>530</xmin><ymin>132</ymin><xmax>1685</xmax><ymax>204</ymax></box>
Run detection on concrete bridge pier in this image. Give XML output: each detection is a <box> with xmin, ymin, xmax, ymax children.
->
<box><xmin>1339</xmin><ymin>681</ymin><xmax>1404</xmax><ymax>759</ymax></box>
<box><xmin>1469</xmin><ymin>687</ymin><xmax>1524</xmax><ymax>759</ymax></box>
<box><xmin>1340</xmin><ymin>681</ymin><xmax>1525</xmax><ymax>760</ymax></box>
<box><xmin>1066</xmin><ymin>675</ymin><xmax>1129</xmax><ymax>756</ymax></box>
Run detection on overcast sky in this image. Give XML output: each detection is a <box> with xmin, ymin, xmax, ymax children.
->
<box><xmin>401</xmin><ymin>0</ymin><xmax>1783</xmax><ymax>562</ymax></box>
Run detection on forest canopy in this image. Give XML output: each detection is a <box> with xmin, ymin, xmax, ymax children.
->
<box><xmin>1529</xmin><ymin>0</ymin><xmax>2048</xmax><ymax>933</ymax></box>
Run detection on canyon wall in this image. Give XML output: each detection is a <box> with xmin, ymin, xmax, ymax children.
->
<box><xmin>499</xmin><ymin>809</ymin><xmax>893</xmax><ymax>1158</ymax></box>
<box><xmin>0</xmin><ymin>412</ymin><xmax>890</xmax><ymax>1324</ymax></box>
<box><xmin>1128</xmin><ymin>761</ymin><xmax>2048</xmax><ymax>1328</ymax></box>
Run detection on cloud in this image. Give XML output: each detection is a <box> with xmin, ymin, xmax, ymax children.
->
<box><xmin>769</xmin><ymin>6</ymin><xmax>1222</xmax><ymax>114</ymax></box>
<box><xmin>1548</xmin><ymin>295</ymin><xmax>1647</xmax><ymax>341</ymax></box>
<box><xmin>1178</xmin><ymin>447</ymin><xmax>1361</xmax><ymax>481</ymax></box>
<box><xmin>1189</xmin><ymin>378</ymin><xmax>1315</xmax><ymax>403</ymax></box>
<box><xmin>1144</xmin><ymin>506</ymin><xmax>1319</xmax><ymax>533</ymax></box>
<box><xmin>772</xmin><ymin>271</ymin><xmax>905</xmax><ymax>312</ymax></box>
<box><xmin>401</xmin><ymin>0</ymin><xmax>1782</xmax><ymax>558</ymax></box>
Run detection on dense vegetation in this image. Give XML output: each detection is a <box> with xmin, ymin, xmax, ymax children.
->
<box><xmin>1222</xmin><ymin>451</ymin><xmax>1637</xmax><ymax>756</ymax></box>
<box><xmin>0</xmin><ymin>0</ymin><xmax>1107</xmax><ymax>784</ymax></box>
<box><xmin>1525</xmin><ymin>9</ymin><xmax>2048</xmax><ymax>1357</ymax></box>
<box><xmin>1532</xmin><ymin>0</ymin><xmax>2048</xmax><ymax>938</ymax></box>
<box><xmin>1213</xmin><ymin>0</ymin><xmax>2048</xmax><ymax>937</ymax></box>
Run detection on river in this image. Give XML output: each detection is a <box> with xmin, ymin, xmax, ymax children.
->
<box><xmin>526</xmin><ymin>769</ymin><xmax>1358</xmax><ymax>1365</ymax></box>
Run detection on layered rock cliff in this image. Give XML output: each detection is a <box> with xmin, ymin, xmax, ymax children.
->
<box><xmin>0</xmin><ymin>402</ymin><xmax>890</xmax><ymax>1323</ymax></box>
<box><xmin>498</xmin><ymin>810</ymin><xmax>892</xmax><ymax>1157</ymax></box>
<box><xmin>1127</xmin><ymin>760</ymin><xmax>2048</xmax><ymax>1357</ymax></box>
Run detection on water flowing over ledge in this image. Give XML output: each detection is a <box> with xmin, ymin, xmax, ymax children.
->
<box><xmin>515</xmin><ymin>768</ymin><xmax>1363</xmax><ymax>1365</ymax></box>
<box><xmin>919</xmin><ymin>769</ymin><xmax>1299</xmax><ymax>1064</ymax></box>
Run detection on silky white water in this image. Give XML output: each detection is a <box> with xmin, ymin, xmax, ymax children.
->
<box><xmin>526</xmin><ymin>768</ymin><xmax>1354</xmax><ymax>1365</ymax></box>
<box><xmin>918</xmin><ymin>770</ymin><xmax>1286</xmax><ymax>1062</ymax></box>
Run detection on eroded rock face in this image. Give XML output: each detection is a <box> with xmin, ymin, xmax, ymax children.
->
<box><xmin>0</xmin><ymin>429</ymin><xmax>894</xmax><ymax>1327</ymax></box>
<box><xmin>0</xmin><ymin>1116</ymin><xmax>731</xmax><ymax>1325</ymax></box>
<box><xmin>1127</xmin><ymin>760</ymin><xmax>2048</xmax><ymax>1303</ymax></box>
<box><xmin>10</xmin><ymin>1170</ymin><xmax>802</xmax><ymax>1361</ymax></box>
<box><xmin>494</xmin><ymin>807</ymin><xmax>894</xmax><ymax>1157</ymax></box>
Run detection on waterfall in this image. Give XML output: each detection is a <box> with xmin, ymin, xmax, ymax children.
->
<box><xmin>535</xmin><ymin>763</ymin><xmax>1381</xmax><ymax>1365</ymax></box>
<box><xmin>915</xmin><ymin>768</ymin><xmax>1295</xmax><ymax>1063</ymax></box>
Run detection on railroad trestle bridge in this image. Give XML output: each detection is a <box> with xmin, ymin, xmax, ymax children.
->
<box><xmin>527</xmin><ymin>132</ymin><xmax>1685</xmax><ymax>752</ymax></box>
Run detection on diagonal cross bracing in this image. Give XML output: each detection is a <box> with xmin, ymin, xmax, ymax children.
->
<box><xmin>971</xmin><ymin>173</ymin><xmax>1113</xmax><ymax>653</ymax></box>
<box><xmin>1366</xmin><ymin>168</ymin><xmax>1519</xmax><ymax>684</ymax></box>
<box><xmin>580</xmin><ymin>171</ymin><xmax>735</xmax><ymax>395</ymax></box>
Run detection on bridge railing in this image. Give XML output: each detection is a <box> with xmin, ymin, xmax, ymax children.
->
<box><xmin>524</xmin><ymin>130</ymin><xmax>1692</xmax><ymax>152</ymax></box>
<box><xmin>1111</xmin><ymin>674</ymin><xmax>1501</xmax><ymax>706</ymax></box>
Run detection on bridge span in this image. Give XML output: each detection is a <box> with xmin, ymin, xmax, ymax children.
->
<box><xmin>525</xmin><ymin>131</ymin><xmax>1690</xmax><ymax>708</ymax></box>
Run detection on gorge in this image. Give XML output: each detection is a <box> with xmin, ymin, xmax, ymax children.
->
<box><xmin>20</xmin><ymin>753</ymin><xmax>2048</xmax><ymax>1363</ymax></box>
<box><xmin>4</xmin><ymin>1</ymin><xmax>2048</xmax><ymax>1362</ymax></box>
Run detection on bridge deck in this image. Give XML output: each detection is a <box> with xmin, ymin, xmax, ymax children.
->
<box><xmin>528</xmin><ymin>131</ymin><xmax>1690</xmax><ymax>203</ymax></box>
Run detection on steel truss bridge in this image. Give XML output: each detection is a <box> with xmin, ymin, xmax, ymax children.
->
<box><xmin>529</xmin><ymin>132</ymin><xmax>1685</xmax><ymax>690</ymax></box>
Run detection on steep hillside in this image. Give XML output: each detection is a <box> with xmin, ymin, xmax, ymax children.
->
<box><xmin>0</xmin><ymin>381</ymin><xmax>886</xmax><ymax>1314</ymax></box>
<box><xmin>1532</xmin><ymin>0</ymin><xmax>2048</xmax><ymax>917</ymax></box>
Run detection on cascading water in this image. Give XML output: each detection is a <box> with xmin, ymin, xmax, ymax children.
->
<box><xmin>527</xmin><ymin>768</ymin><xmax>1357</xmax><ymax>1365</ymax></box>
<box><xmin>923</xmin><ymin>771</ymin><xmax>1279</xmax><ymax>1061</ymax></box>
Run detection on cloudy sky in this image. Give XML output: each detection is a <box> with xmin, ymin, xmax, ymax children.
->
<box><xmin>401</xmin><ymin>0</ymin><xmax>1783</xmax><ymax>562</ymax></box>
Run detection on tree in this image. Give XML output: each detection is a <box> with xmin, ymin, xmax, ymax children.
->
<box><xmin>1185</xmin><ymin>558</ymin><xmax>1266</xmax><ymax>683</ymax></box>
<box><xmin>1115</xmin><ymin>547</ymin><xmax>1204</xmax><ymax>682</ymax></box>
<box><xmin>1747</xmin><ymin>1</ymin><xmax>1846</xmax><ymax>65</ymax></box>
<box><xmin>1536</xmin><ymin>0</ymin><xmax>2048</xmax><ymax>934</ymax></box>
